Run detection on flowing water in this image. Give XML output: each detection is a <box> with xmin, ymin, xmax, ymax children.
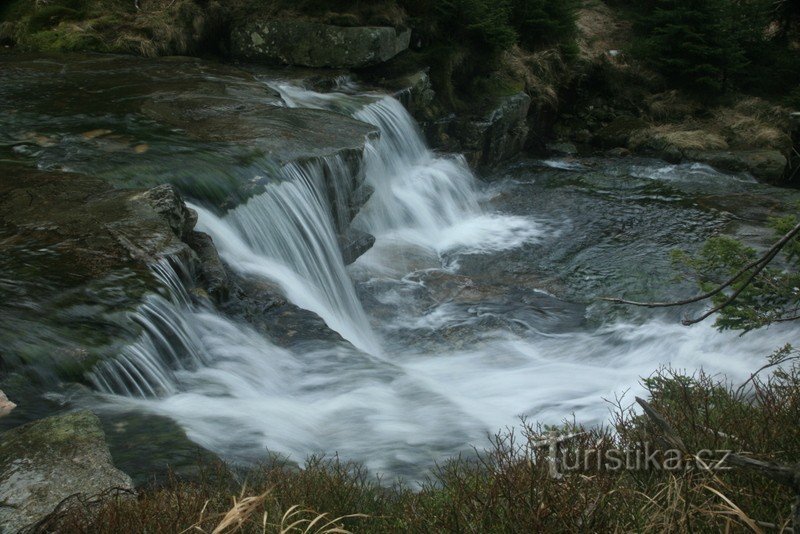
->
<box><xmin>2</xmin><ymin>57</ymin><xmax>798</xmax><ymax>479</ymax></box>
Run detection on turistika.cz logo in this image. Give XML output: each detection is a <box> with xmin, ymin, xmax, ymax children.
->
<box><xmin>531</xmin><ymin>430</ymin><xmax>734</xmax><ymax>479</ymax></box>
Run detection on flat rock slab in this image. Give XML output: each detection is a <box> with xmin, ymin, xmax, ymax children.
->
<box><xmin>0</xmin><ymin>411</ymin><xmax>134</xmax><ymax>533</ymax></box>
<box><xmin>0</xmin><ymin>167</ymin><xmax>195</xmax><ymax>373</ymax></box>
<box><xmin>232</xmin><ymin>20</ymin><xmax>411</xmax><ymax>68</ymax></box>
<box><xmin>141</xmin><ymin>92</ymin><xmax>378</xmax><ymax>162</ymax></box>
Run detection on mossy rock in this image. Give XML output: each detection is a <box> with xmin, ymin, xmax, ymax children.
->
<box><xmin>0</xmin><ymin>410</ymin><xmax>134</xmax><ymax>533</ymax></box>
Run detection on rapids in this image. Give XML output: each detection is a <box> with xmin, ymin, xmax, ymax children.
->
<box><xmin>87</xmin><ymin>82</ymin><xmax>799</xmax><ymax>477</ymax></box>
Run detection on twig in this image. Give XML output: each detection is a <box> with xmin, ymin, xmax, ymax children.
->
<box><xmin>602</xmin><ymin>221</ymin><xmax>800</xmax><ymax>325</ymax></box>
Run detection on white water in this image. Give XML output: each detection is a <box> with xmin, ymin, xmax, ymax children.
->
<box><xmin>91</xmin><ymin>85</ymin><xmax>797</xmax><ymax>477</ymax></box>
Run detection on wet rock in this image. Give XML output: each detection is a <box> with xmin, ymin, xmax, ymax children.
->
<box><xmin>338</xmin><ymin>228</ymin><xmax>376</xmax><ymax>265</ymax></box>
<box><xmin>0</xmin><ymin>411</ymin><xmax>134</xmax><ymax>533</ymax></box>
<box><xmin>426</xmin><ymin>93</ymin><xmax>531</xmax><ymax>169</ymax></box>
<box><xmin>0</xmin><ymin>390</ymin><xmax>15</xmax><ymax>418</ymax></box>
<box><xmin>137</xmin><ymin>184</ymin><xmax>198</xmax><ymax>240</ymax></box>
<box><xmin>223</xmin><ymin>274</ymin><xmax>347</xmax><ymax>348</ymax></box>
<box><xmin>392</xmin><ymin>70</ymin><xmax>436</xmax><ymax>120</ymax></box>
<box><xmin>185</xmin><ymin>231</ymin><xmax>230</xmax><ymax>303</ymax></box>
<box><xmin>231</xmin><ymin>20</ymin><xmax>411</xmax><ymax>68</ymax></box>
<box><xmin>683</xmin><ymin>149</ymin><xmax>788</xmax><ymax>182</ymax></box>
<box><xmin>141</xmin><ymin>91</ymin><xmax>378</xmax><ymax>162</ymax></box>
<box><xmin>0</xmin><ymin>168</ymin><xmax>198</xmax><ymax>374</ymax></box>
<box><xmin>547</xmin><ymin>142</ymin><xmax>579</xmax><ymax>157</ymax></box>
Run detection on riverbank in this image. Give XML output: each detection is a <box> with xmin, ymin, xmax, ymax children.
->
<box><xmin>2</xmin><ymin>0</ymin><xmax>797</xmax><ymax>181</ymax></box>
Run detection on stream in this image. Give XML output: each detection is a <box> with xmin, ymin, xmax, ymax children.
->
<box><xmin>1</xmin><ymin>55</ymin><xmax>798</xmax><ymax>481</ymax></box>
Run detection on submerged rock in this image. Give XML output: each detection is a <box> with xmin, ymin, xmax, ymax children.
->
<box><xmin>0</xmin><ymin>411</ymin><xmax>134</xmax><ymax>533</ymax></box>
<box><xmin>231</xmin><ymin>20</ymin><xmax>411</xmax><ymax>68</ymax></box>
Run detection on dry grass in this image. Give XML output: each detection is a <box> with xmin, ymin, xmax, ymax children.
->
<box><xmin>575</xmin><ymin>0</ymin><xmax>632</xmax><ymax>62</ymax></box>
<box><xmin>502</xmin><ymin>45</ymin><xmax>565</xmax><ymax>109</ymax></box>
<box><xmin>631</xmin><ymin>124</ymin><xmax>730</xmax><ymax>152</ymax></box>
<box><xmin>636</xmin><ymin>95</ymin><xmax>793</xmax><ymax>153</ymax></box>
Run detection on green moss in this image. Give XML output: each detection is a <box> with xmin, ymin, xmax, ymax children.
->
<box><xmin>23</xmin><ymin>27</ymin><xmax>105</xmax><ymax>52</ymax></box>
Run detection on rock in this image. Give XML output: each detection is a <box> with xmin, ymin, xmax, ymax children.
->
<box><xmin>185</xmin><ymin>231</ymin><xmax>230</xmax><ymax>303</ymax></box>
<box><xmin>547</xmin><ymin>142</ymin><xmax>579</xmax><ymax>157</ymax></box>
<box><xmin>338</xmin><ymin>228</ymin><xmax>376</xmax><ymax>265</ymax></box>
<box><xmin>223</xmin><ymin>274</ymin><xmax>347</xmax><ymax>348</ymax></box>
<box><xmin>429</xmin><ymin>92</ymin><xmax>531</xmax><ymax>169</ymax></box>
<box><xmin>683</xmin><ymin>149</ymin><xmax>788</xmax><ymax>182</ymax></box>
<box><xmin>0</xmin><ymin>411</ymin><xmax>134</xmax><ymax>533</ymax></box>
<box><xmin>231</xmin><ymin>20</ymin><xmax>411</xmax><ymax>68</ymax></box>
<box><xmin>137</xmin><ymin>185</ymin><xmax>198</xmax><ymax>240</ymax></box>
<box><xmin>0</xmin><ymin>168</ymin><xmax>198</xmax><ymax>374</ymax></box>
<box><xmin>593</xmin><ymin>116</ymin><xmax>648</xmax><ymax>149</ymax></box>
<box><xmin>392</xmin><ymin>70</ymin><xmax>436</xmax><ymax>120</ymax></box>
<box><xmin>605</xmin><ymin>147</ymin><xmax>631</xmax><ymax>158</ymax></box>
<box><xmin>0</xmin><ymin>390</ymin><xmax>15</xmax><ymax>418</ymax></box>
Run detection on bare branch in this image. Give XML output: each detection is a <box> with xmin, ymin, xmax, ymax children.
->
<box><xmin>602</xmin><ymin>220</ymin><xmax>800</xmax><ymax>325</ymax></box>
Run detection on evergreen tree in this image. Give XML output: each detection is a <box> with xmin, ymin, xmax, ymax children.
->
<box><xmin>634</xmin><ymin>0</ymin><xmax>747</xmax><ymax>98</ymax></box>
<box><xmin>510</xmin><ymin>0</ymin><xmax>579</xmax><ymax>53</ymax></box>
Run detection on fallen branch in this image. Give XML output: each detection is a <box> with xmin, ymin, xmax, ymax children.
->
<box><xmin>602</xmin><ymin>220</ymin><xmax>800</xmax><ymax>325</ymax></box>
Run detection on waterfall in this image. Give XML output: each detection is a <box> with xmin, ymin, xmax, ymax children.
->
<box><xmin>85</xmin><ymin>83</ymin><xmax>797</xmax><ymax>479</ymax></box>
<box><xmin>274</xmin><ymin>85</ymin><xmax>543</xmax><ymax>266</ymax></box>
<box><xmin>191</xmin><ymin>155</ymin><xmax>379</xmax><ymax>355</ymax></box>
<box><xmin>88</xmin><ymin>260</ymin><xmax>210</xmax><ymax>398</ymax></box>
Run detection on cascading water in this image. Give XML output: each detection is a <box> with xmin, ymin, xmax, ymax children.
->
<box><xmin>275</xmin><ymin>84</ymin><xmax>542</xmax><ymax>262</ymax></box>
<box><xmin>89</xmin><ymin>82</ymin><xmax>799</xmax><ymax>478</ymax></box>
<box><xmin>189</xmin><ymin>157</ymin><xmax>379</xmax><ymax>355</ymax></box>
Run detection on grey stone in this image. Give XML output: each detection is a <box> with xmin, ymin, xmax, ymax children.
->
<box><xmin>684</xmin><ymin>149</ymin><xmax>788</xmax><ymax>182</ymax></box>
<box><xmin>338</xmin><ymin>228</ymin><xmax>376</xmax><ymax>265</ymax></box>
<box><xmin>427</xmin><ymin>93</ymin><xmax>531</xmax><ymax>169</ymax></box>
<box><xmin>0</xmin><ymin>411</ymin><xmax>134</xmax><ymax>533</ymax></box>
<box><xmin>185</xmin><ymin>231</ymin><xmax>230</xmax><ymax>303</ymax></box>
<box><xmin>231</xmin><ymin>20</ymin><xmax>411</xmax><ymax>68</ymax></box>
<box><xmin>138</xmin><ymin>185</ymin><xmax>198</xmax><ymax>240</ymax></box>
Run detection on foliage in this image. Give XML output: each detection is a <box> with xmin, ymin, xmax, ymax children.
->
<box><xmin>510</xmin><ymin>0</ymin><xmax>579</xmax><ymax>56</ymax></box>
<box><xmin>625</xmin><ymin>0</ymin><xmax>800</xmax><ymax>99</ymax></box>
<box><xmin>671</xmin><ymin>213</ymin><xmax>800</xmax><ymax>332</ymax></box>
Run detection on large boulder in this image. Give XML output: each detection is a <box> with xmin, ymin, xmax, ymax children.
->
<box><xmin>231</xmin><ymin>20</ymin><xmax>411</xmax><ymax>68</ymax></box>
<box><xmin>0</xmin><ymin>411</ymin><xmax>134</xmax><ymax>533</ymax></box>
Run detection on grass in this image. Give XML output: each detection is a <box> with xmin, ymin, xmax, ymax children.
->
<box><xmin>36</xmin><ymin>351</ymin><xmax>800</xmax><ymax>533</ymax></box>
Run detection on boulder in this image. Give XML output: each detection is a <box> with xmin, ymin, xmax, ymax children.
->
<box><xmin>0</xmin><ymin>411</ymin><xmax>134</xmax><ymax>533</ymax></box>
<box><xmin>338</xmin><ymin>228</ymin><xmax>376</xmax><ymax>265</ymax></box>
<box><xmin>684</xmin><ymin>149</ymin><xmax>788</xmax><ymax>182</ymax></box>
<box><xmin>0</xmin><ymin>168</ymin><xmax>199</xmax><ymax>374</ymax></box>
<box><xmin>231</xmin><ymin>20</ymin><xmax>411</xmax><ymax>68</ymax></box>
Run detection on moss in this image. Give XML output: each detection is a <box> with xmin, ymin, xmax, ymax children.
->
<box><xmin>23</xmin><ymin>26</ymin><xmax>106</xmax><ymax>53</ymax></box>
